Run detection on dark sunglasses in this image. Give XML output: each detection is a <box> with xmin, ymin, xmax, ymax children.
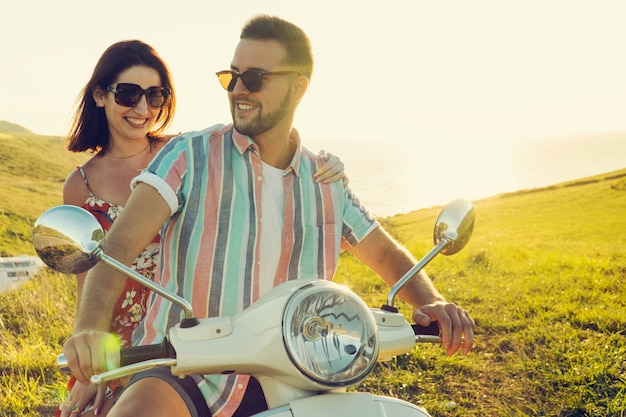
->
<box><xmin>106</xmin><ymin>83</ymin><xmax>171</xmax><ymax>108</ymax></box>
<box><xmin>216</xmin><ymin>70</ymin><xmax>301</xmax><ymax>92</ymax></box>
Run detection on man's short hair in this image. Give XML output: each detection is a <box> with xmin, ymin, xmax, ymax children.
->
<box><xmin>241</xmin><ymin>14</ymin><xmax>314</xmax><ymax>79</ymax></box>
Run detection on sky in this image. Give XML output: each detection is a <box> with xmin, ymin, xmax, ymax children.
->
<box><xmin>1</xmin><ymin>0</ymin><xmax>625</xmax><ymax>214</ymax></box>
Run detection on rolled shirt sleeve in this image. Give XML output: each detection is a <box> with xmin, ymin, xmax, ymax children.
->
<box><xmin>131</xmin><ymin>172</ymin><xmax>179</xmax><ymax>216</ymax></box>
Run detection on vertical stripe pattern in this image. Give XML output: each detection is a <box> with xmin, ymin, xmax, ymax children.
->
<box><xmin>133</xmin><ymin>124</ymin><xmax>378</xmax><ymax>416</ymax></box>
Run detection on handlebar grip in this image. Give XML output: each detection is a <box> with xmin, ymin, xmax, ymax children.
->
<box><xmin>411</xmin><ymin>322</ymin><xmax>440</xmax><ymax>336</ymax></box>
<box><xmin>120</xmin><ymin>338</ymin><xmax>176</xmax><ymax>367</ymax></box>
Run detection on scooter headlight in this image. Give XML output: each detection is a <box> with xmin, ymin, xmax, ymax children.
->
<box><xmin>282</xmin><ymin>281</ymin><xmax>379</xmax><ymax>387</ymax></box>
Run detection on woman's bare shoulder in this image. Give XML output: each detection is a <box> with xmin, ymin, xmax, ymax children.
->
<box><xmin>63</xmin><ymin>157</ymin><xmax>99</xmax><ymax>206</ymax></box>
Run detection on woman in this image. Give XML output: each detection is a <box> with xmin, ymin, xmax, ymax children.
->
<box><xmin>58</xmin><ymin>40</ymin><xmax>347</xmax><ymax>417</ymax></box>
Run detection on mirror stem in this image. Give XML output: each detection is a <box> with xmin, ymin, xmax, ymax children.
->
<box><xmin>95</xmin><ymin>248</ymin><xmax>196</xmax><ymax>321</ymax></box>
<box><xmin>383</xmin><ymin>238</ymin><xmax>450</xmax><ymax>311</ymax></box>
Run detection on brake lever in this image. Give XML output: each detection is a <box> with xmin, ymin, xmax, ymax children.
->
<box><xmin>90</xmin><ymin>358</ymin><xmax>177</xmax><ymax>385</ymax></box>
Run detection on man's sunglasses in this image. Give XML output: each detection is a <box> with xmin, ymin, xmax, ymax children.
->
<box><xmin>106</xmin><ymin>83</ymin><xmax>171</xmax><ymax>109</ymax></box>
<box><xmin>216</xmin><ymin>70</ymin><xmax>301</xmax><ymax>92</ymax></box>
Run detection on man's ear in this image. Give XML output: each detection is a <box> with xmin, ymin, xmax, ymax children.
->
<box><xmin>92</xmin><ymin>85</ymin><xmax>106</xmax><ymax>107</ymax></box>
<box><xmin>291</xmin><ymin>75</ymin><xmax>309</xmax><ymax>104</ymax></box>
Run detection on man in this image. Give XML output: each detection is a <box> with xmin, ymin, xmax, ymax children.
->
<box><xmin>63</xmin><ymin>15</ymin><xmax>475</xmax><ymax>417</ymax></box>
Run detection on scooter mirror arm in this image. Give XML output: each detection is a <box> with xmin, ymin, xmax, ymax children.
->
<box><xmin>382</xmin><ymin>238</ymin><xmax>450</xmax><ymax>311</ymax></box>
<box><xmin>95</xmin><ymin>247</ymin><xmax>197</xmax><ymax>325</ymax></box>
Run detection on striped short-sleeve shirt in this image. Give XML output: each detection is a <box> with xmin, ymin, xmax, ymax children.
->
<box><xmin>132</xmin><ymin>124</ymin><xmax>378</xmax><ymax>416</ymax></box>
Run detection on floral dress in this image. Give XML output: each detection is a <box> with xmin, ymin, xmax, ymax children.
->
<box><xmin>76</xmin><ymin>166</ymin><xmax>160</xmax><ymax>346</ymax></box>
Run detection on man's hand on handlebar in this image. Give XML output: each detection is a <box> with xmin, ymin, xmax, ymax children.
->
<box><xmin>413</xmin><ymin>301</ymin><xmax>475</xmax><ymax>357</ymax></box>
<box><xmin>63</xmin><ymin>331</ymin><xmax>121</xmax><ymax>385</ymax></box>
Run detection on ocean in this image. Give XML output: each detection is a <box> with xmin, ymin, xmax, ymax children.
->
<box><xmin>330</xmin><ymin>132</ymin><xmax>626</xmax><ymax>217</ymax></box>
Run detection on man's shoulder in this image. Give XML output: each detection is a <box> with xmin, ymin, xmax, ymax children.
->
<box><xmin>180</xmin><ymin>123</ymin><xmax>230</xmax><ymax>139</ymax></box>
<box><xmin>299</xmin><ymin>145</ymin><xmax>323</xmax><ymax>165</ymax></box>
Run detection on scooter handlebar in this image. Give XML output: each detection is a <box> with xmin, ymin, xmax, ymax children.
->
<box><xmin>120</xmin><ymin>338</ymin><xmax>176</xmax><ymax>366</ymax></box>
<box><xmin>412</xmin><ymin>322</ymin><xmax>441</xmax><ymax>343</ymax></box>
<box><xmin>57</xmin><ymin>338</ymin><xmax>176</xmax><ymax>374</ymax></box>
<box><xmin>411</xmin><ymin>322</ymin><xmax>440</xmax><ymax>337</ymax></box>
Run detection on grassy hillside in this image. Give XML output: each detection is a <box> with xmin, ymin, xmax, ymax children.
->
<box><xmin>0</xmin><ymin>132</ymin><xmax>89</xmax><ymax>255</ymax></box>
<box><xmin>346</xmin><ymin>169</ymin><xmax>626</xmax><ymax>416</ymax></box>
<box><xmin>0</xmin><ymin>132</ymin><xmax>625</xmax><ymax>415</ymax></box>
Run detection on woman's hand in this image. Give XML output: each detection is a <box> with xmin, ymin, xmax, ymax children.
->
<box><xmin>315</xmin><ymin>150</ymin><xmax>349</xmax><ymax>186</ymax></box>
<box><xmin>59</xmin><ymin>380</ymin><xmax>106</xmax><ymax>417</ymax></box>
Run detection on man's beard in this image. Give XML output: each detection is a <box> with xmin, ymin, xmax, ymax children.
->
<box><xmin>232</xmin><ymin>90</ymin><xmax>291</xmax><ymax>137</ymax></box>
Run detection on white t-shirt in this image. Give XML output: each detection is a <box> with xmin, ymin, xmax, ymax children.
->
<box><xmin>259</xmin><ymin>162</ymin><xmax>285</xmax><ymax>296</ymax></box>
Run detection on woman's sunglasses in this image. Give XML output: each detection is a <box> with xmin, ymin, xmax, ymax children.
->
<box><xmin>216</xmin><ymin>70</ymin><xmax>301</xmax><ymax>92</ymax></box>
<box><xmin>106</xmin><ymin>83</ymin><xmax>171</xmax><ymax>109</ymax></box>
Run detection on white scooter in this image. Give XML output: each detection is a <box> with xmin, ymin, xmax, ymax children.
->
<box><xmin>33</xmin><ymin>199</ymin><xmax>475</xmax><ymax>417</ymax></box>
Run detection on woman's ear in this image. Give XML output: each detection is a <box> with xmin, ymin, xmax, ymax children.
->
<box><xmin>92</xmin><ymin>86</ymin><xmax>106</xmax><ymax>107</ymax></box>
<box><xmin>291</xmin><ymin>75</ymin><xmax>309</xmax><ymax>105</ymax></box>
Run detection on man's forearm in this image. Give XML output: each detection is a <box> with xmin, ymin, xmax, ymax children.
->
<box><xmin>71</xmin><ymin>183</ymin><xmax>170</xmax><ymax>333</ymax></box>
<box><xmin>73</xmin><ymin>263</ymin><xmax>126</xmax><ymax>332</ymax></box>
<box><xmin>378</xmin><ymin>252</ymin><xmax>446</xmax><ymax>308</ymax></box>
<box><xmin>400</xmin><ymin>268</ymin><xmax>446</xmax><ymax>308</ymax></box>
<box><xmin>350</xmin><ymin>227</ymin><xmax>447</xmax><ymax>308</ymax></box>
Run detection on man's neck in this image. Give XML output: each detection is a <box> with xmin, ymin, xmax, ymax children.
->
<box><xmin>252</xmin><ymin>126</ymin><xmax>296</xmax><ymax>170</ymax></box>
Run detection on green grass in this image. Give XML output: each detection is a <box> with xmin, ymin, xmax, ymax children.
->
<box><xmin>0</xmin><ymin>132</ymin><xmax>88</xmax><ymax>256</ymax></box>
<box><xmin>1</xmin><ymin>131</ymin><xmax>625</xmax><ymax>416</ymax></box>
<box><xmin>344</xmin><ymin>170</ymin><xmax>626</xmax><ymax>416</ymax></box>
<box><xmin>0</xmin><ymin>272</ymin><xmax>76</xmax><ymax>415</ymax></box>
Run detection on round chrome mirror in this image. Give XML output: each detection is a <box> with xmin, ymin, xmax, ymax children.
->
<box><xmin>433</xmin><ymin>199</ymin><xmax>475</xmax><ymax>255</ymax></box>
<box><xmin>384</xmin><ymin>198</ymin><xmax>476</xmax><ymax>309</ymax></box>
<box><xmin>32</xmin><ymin>205</ymin><xmax>105</xmax><ymax>274</ymax></box>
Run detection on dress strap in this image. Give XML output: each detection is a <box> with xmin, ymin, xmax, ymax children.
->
<box><xmin>77</xmin><ymin>166</ymin><xmax>96</xmax><ymax>198</ymax></box>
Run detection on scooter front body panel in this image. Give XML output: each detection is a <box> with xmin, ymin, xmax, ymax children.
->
<box><xmin>252</xmin><ymin>392</ymin><xmax>431</xmax><ymax>417</ymax></box>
